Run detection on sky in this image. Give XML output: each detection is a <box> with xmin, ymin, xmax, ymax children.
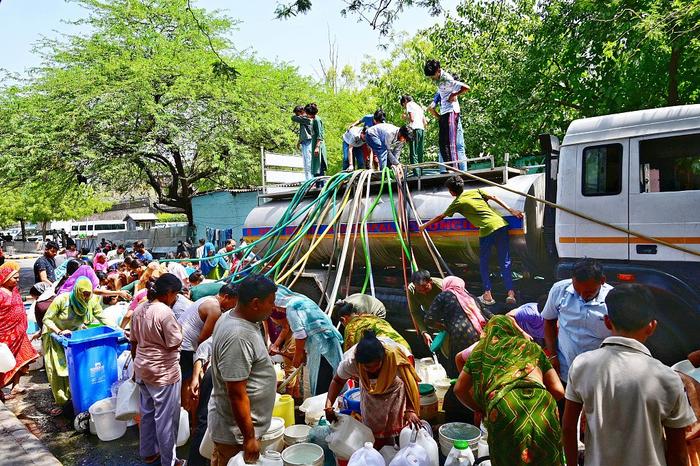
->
<box><xmin>0</xmin><ymin>0</ymin><xmax>459</xmax><ymax>79</ymax></box>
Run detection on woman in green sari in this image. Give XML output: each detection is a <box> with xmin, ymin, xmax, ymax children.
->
<box><xmin>42</xmin><ymin>277</ymin><xmax>108</xmax><ymax>414</ymax></box>
<box><xmin>454</xmin><ymin>315</ymin><xmax>565</xmax><ymax>466</ymax></box>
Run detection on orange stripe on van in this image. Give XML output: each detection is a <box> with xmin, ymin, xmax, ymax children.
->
<box><xmin>559</xmin><ymin>237</ymin><xmax>700</xmax><ymax>245</ymax></box>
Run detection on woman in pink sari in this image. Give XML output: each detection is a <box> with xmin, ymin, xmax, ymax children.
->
<box><xmin>0</xmin><ymin>262</ymin><xmax>38</xmax><ymax>400</ymax></box>
<box><xmin>93</xmin><ymin>252</ymin><xmax>108</xmax><ymax>273</ymax></box>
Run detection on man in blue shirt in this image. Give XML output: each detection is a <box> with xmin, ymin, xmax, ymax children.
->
<box><xmin>133</xmin><ymin>240</ymin><xmax>153</xmax><ymax>262</ymax></box>
<box><xmin>541</xmin><ymin>258</ymin><xmax>614</xmax><ymax>383</ymax></box>
<box><xmin>347</xmin><ymin>109</ymin><xmax>386</xmax><ymax>131</ymax></box>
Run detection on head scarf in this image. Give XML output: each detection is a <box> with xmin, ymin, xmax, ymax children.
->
<box><xmin>443</xmin><ymin>276</ymin><xmax>486</xmax><ymax>334</ymax></box>
<box><xmin>200</xmin><ymin>242</ymin><xmax>227</xmax><ymax>276</ymax></box>
<box><xmin>0</xmin><ymin>261</ymin><xmax>20</xmax><ymax>286</ymax></box>
<box><xmin>466</xmin><ymin>315</ymin><xmax>546</xmax><ymax>412</ymax></box>
<box><xmin>70</xmin><ymin>277</ymin><xmax>94</xmax><ymax>317</ymax></box>
<box><xmin>58</xmin><ymin>265</ymin><xmax>100</xmax><ymax>295</ymax></box>
<box><xmin>93</xmin><ymin>253</ymin><xmax>108</xmax><ymax>272</ymax></box>
<box><xmin>275</xmin><ymin>285</ymin><xmax>303</xmax><ymax>308</ymax></box>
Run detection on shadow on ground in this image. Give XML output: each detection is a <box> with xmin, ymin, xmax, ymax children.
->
<box><xmin>4</xmin><ymin>369</ymin><xmax>191</xmax><ymax>466</ymax></box>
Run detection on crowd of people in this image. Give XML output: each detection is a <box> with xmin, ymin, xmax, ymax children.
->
<box><xmin>291</xmin><ymin>59</ymin><xmax>472</xmax><ymax>179</ymax></box>
<box><xmin>0</xmin><ymin>232</ymin><xmax>697</xmax><ymax>466</ymax></box>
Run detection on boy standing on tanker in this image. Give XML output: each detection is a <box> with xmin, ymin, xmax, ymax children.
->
<box><xmin>420</xmin><ymin>175</ymin><xmax>522</xmax><ymax>305</ymax></box>
<box><xmin>291</xmin><ymin>105</ymin><xmax>313</xmax><ymax>180</ymax></box>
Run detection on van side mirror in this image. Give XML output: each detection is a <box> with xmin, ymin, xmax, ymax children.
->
<box><xmin>539</xmin><ymin>134</ymin><xmax>560</xmax><ymax>181</ymax></box>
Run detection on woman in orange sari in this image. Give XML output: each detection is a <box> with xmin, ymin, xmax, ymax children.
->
<box><xmin>0</xmin><ymin>261</ymin><xmax>38</xmax><ymax>400</ymax></box>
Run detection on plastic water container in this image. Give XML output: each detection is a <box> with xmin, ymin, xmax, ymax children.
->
<box><xmin>282</xmin><ymin>443</ymin><xmax>325</xmax><ymax>466</ymax></box>
<box><xmin>284</xmin><ymin>424</ymin><xmax>312</xmax><ymax>446</ymax></box>
<box><xmin>418</xmin><ymin>384</ymin><xmax>438</xmax><ymax>422</ymax></box>
<box><xmin>88</xmin><ymin>397</ymin><xmax>127</xmax><ymax>441</ymax></box>
<box><xmin>0</xmin><ymin>343</ymin><xmax>16</xmax><ymax>372</ymax></box>
<box><xmin>438</xmin><ymin>423</ymin><xmax>481</xmax><ymax>458</ymax></box>
<box><xmin>389</xmin><ymin>440</ymin><xmax>430</xmax><ymax>466</ymax></box>
<box><xmin>348</xmin><ymin>442</ymin><xmax>385</xmax><ymax>466</ymax></box>
<box><xmin>415</xmin><ymin>358</ymin><xmax>447</xmax><ymax>385</ymax></box>
<box><xmin>444</xmin><ymin>441</ymin><xmax>474</xmax><ymax>466</ymax></box>
<box><xmin>308</xmin><ymin>418</ymin><xmax>335</xmax><ymax>466</ymax></box>
<box><xmin>176</xmin><ymin>407</ymin><xmax>190</xmax><ymax>447</ymax></box>
<box><xmin>327</xmin><ymin>413</ymin><xmax>375</xmax><ymax>460</ymax></box>
<box><xmin>273</xmin><ymin>394</ymin><xmax>296</xmax><ymax>427</ymax></box>
<box><xmin>26</xmin><ymin>320</ymin><xmax>40</xmax><ymax>335</ymax></box>
<box><xmin>29</xmin><ymin>338</ymin><xmax>44</xmax><ymax>371</ymax></box>
<box><xmin>52</xmin><ymin>326</ymin><xmax>124</xmax><ymax>414</ymax></box>
<box><xmin>399</xmin><ymin>423</ymin><xmax>438</xmax><ymax>466</ymax></box>
<box><xmin>200</xmin><ymin>426</ymin><xmax>214</xmax><ymax>459</ymax></box>
<box><xmin>228</xmin><ymin>450</ymin><xmax>284</xmax><ymax>466</ymax></box>
<box><xmin>433</xmin><ymin>379</ymin><xmax>451</xmax><ymax>407</ymax></box>
<box><xmin>300</xmin><ymin>393</ymin><xmax>328</xmax><ymax>426</ymax></box>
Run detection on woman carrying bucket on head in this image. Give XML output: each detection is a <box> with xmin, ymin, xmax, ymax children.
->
<box><xmin>42</xmin><ymin>277</ymin><xmax>109</xmax><ymax>415</ymax></box>
<box><xmin>325</xmin><ymin>331</ymin><xmax>422</xmax><ymax>449</ymax></box>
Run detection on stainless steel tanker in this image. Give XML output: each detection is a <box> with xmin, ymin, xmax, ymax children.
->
<box><xmin>243</xmin><ymin>172</ymin><xmax>550</xmax><ymax>275</ymax></box>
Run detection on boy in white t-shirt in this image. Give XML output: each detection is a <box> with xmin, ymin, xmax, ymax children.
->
<box><xmin>401</xmin><ymin>95</ymin><xmax>427</xmax><ymax>175</ymax></box>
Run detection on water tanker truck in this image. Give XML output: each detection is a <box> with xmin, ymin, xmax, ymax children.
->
<box><xmin>244</xmin><ymin>105</ymin><xmax>700</xmax><ymax>364</ymax></box>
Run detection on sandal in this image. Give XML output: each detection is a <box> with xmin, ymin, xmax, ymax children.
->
<box><xmin>478</xmin><ymin>294</ymin><xmax>496</xmax><ymax>306</ymax></box>
<box><xmin>144</xmin><ymin>455</ymin><xmax>161</xmax><ymax>465</ymax></box>
<box><xmin>49</xmin><ymin>407</ymin><xmax>64</xmax><ymax>417</ymax></box>
<box><xmin>505</xmin><ymin>296</ymin><xmax>517</xmax><ymax>305</ymax></box>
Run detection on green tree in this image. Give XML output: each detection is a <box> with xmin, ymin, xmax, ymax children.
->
<box><xmin>0</xmin><ymin>0</ymin><xmax>317</xmax><ymax>225</ymax></box>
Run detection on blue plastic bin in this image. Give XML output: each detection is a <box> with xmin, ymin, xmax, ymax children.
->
<box><xmin>52</xmin><ymin>326</ymin><xmax>124</xmax><ymax>414</ymax></box>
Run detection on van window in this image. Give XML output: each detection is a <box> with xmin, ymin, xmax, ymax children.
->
<box><xmin>639</xmin><ymin>133</ymin><xmax>700</xmax><ymax>193</ymax></box>
<box><xmin>582</xmin><ymin>144</ymin><xmax>623</xmax><ymax>196</ymax></box>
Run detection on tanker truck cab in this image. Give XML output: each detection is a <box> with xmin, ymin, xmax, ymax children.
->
<box><xmin>544</xmin><ymin>104</ymin><xmax>700</xmax><ymax>363</ymax></box>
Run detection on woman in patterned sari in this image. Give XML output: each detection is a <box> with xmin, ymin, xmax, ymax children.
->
<box><xmin>42</xmin><ymin>277</ymin><xmax>109</xmax><ymax>414</ymax></box>
<box><xmin>454</xmin><ymin>315</ymin><xmax>565</xmax><ymax>466</ymax></box>
<box><xmin>0</xmin><ymin>262</ymin><xmax>39</xmax><ymax>401</ymax></box>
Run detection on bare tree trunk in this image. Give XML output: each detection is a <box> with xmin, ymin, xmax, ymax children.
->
<box><xmin>667</xmin><ymin>46</ymin><xmax>682</xmax><ymax>106</ymax></box>
<box><xmin>20</xmin><ymin>219</ymin><xmax>26</xmax><ymax>241</ymax></box>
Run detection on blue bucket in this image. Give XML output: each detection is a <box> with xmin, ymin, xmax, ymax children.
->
<box><xmin>52</xmin><ymin>326</ymin><xmax>124</xmax><ymax>414</ymax></box>
<box><xmin>342</xmin><ymin>387</ymin><xmax>361</xmax><ymax>414</ymax></box>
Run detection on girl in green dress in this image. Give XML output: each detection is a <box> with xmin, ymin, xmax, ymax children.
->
<box><xmin>454</xmin><ymin>315</ymin><xmax>565</xmax><ymax>465</ymax></box>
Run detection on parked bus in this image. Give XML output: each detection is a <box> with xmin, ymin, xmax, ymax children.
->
<box><xmin>68</xmin><ymin>220</ymin><xmax>128</xmax><ymax>238</ymax></box>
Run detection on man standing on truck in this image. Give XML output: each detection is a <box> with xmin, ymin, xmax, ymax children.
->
<box><xmin>423</xmin><ymin>59</ymin><xmax>469</xmax><ymax>171</ymax></box>
<box><xmin>541</xmin><ymin>258</ymin><xmax>614</xmax><ymax>384</ymax></box>
<box><xmin>419</xmin><ymin>176</ymin><xmax>522</xmax><ymax>305</ymax></box>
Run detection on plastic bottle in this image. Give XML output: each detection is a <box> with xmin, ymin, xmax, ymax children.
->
<box><xmin>326</xmin><ymin>413</ymin><xmax>375</xmax><ymax>460</ymax></box>
<box><xmin>444</xmin><ymin>440</ymin><xmax>475</xmax><ymax>466</ymax></box>
<box><xmin>348</xmin><ymin>442</ymin><xmax>385</xmax><ymax>466</ymax></box>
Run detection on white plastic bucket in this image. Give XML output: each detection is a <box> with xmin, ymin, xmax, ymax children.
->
<box><xmin>88</xmin><ymin>397</ymin><xmax>127</xmax><ymax>441</ymax></box>
<box><xmin>284</xmin><ymin>424</ymin><xmax>312</xmax><ymax>446</ymax></box>
<box><xmin>235</xmin><ymin>417</ymin><xmax>286</xmax><ymax>453</ymax></box>
<box><xmin>438</xmin><ymin>423</ymin><xmax>481</xmax><ymax>457</ymax></box>
<box><xmin>672</xmin><ymin>359</ymin><xmax>700</xmax><ymax>382</ymax></box>
<box><xmin>282</xmin><ymin>443</ymin><xmax>324</xmax><ymax>466</ymax></box>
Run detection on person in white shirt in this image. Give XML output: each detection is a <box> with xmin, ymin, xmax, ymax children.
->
<box><xmin>400</xmin><ymin>95</ymin><xmax>427</xmax><ymax>176</ymax></box>
<box><xmin>424</xmin><ymin>59</ymin><xmax>470</xmax><ymax>172</ymax></box>
<box><xmin>563</xmin><ymin>284</ymin><xmax>696</xmax><ymax>466</ymax></box>
<box><xmin>362</xmin><ymin>123</ymin><xmax>413</xmax><ymax>169</ymax></box>
<box><xmin>341</xmin><ymin>126</ymin><xmax>366</xmax><ymax>171</ymax></box>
